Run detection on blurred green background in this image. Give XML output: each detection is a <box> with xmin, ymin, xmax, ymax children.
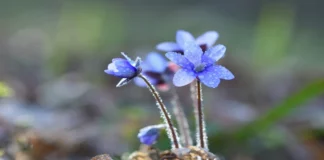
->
<box><xmin>0</xmin><ymin>0</ymin><xmax>324</xmax><ymax>159</ymax></box>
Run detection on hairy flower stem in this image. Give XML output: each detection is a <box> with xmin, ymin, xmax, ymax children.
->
<box><xmin>138</xmin><ymin>74</ymin><xmax>180</xmax><ymax>149</ymax></box>
<box><xmin>196</xmin><ymin>79</ymin><xmax>208</xmax><ymax>149</ymax></box>
<box><xmin>190</xmin><ymin>82</ymin><xmax>198</xmax><ymax>128</ymax></box>
<box><xmin>171</xmin><ymin>89</ymin><xmax>192</xmax><ymax>147</ymax></box>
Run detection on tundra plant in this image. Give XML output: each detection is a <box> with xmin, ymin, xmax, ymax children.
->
<box><xmin>95</xmin><ymin>30</ymin><xmax>234</xmax><ymax>160</ymax></box>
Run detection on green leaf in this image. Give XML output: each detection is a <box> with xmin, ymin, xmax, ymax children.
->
<box><xmin>234</xmin><ymin>79</ymin><xmax>324</xmax><ymax>141</ymax></box>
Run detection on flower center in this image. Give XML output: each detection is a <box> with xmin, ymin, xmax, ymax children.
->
<box><xmin>194</xmin><ymin>64</ymin><xmax>206</xmax><ymax>72</ymax></box>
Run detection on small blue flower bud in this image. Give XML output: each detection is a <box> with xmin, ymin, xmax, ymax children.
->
<box><xmin>137</xmin><ymin>124</ymin><xmax>166</xmax><ymax>146</ymax></box>
<box><xmin>105</xmin><ymin>52</ymin><xmax>142</xmax><ymax>87</ymax></box>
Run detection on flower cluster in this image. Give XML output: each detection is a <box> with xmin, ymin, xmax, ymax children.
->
<box><xmin>102</xmin><ymin>30</ymin><xmax>234</xmax><ymax>160</ymax></box>
<box><xmin>105</xmin><ymin>30</ymin><xmax>234</xmax><ymax>88</ymax></box>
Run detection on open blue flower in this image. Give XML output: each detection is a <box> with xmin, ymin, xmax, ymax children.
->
<box><xmin>134</xmin><ymin>52</ymin><xmax>173</xmax><ymax>91</ymax></box>
<box><xmin>165</xmin><ymin>42</ymin><xmax>234</xmax><ymax>88</ymax></box>
<box><xmin>105</xmin><ymin>52</ymin><xmax>141</xmax><ymax>87</ymax></box>
<box><xmin>137</xmin><ymin>124</ymin><xmax>166</xmax><ymax>146</ymax></box>
<box><xmin>157</xmin><ymin>30</ymin><xmax>219</xmax><ymax>53</ymax></box>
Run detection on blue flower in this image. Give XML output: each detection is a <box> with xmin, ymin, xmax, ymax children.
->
<box><xmin>165</xmin><ymin>42</ymin><xmax>234</xmax><ymax>88</ymax></box>
<box><xmin>137</xmin><ymin>124</ymin><xmax>166</xmax><ymax>146</ymax></box>
<box><xmin>105</xmin><ymin>52</ymin><xmax>142</xmax><ymax>87</ymax></box>
<box><xmin>134</xmin><ymin>52</ymin><xmax>173</xmax><ymax>91</ymax></box>
<box><xmin>157</xmin><ymin>30</ymin><xmax>219</xmax><ymax>53</ymax></box>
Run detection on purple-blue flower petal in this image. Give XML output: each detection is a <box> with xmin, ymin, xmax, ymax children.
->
<box><xmin>195</xmin><ymin>31</ymin><xmax>219</xmax><ymax>47</ymax></box>
<box><xmin>173</xmin><ymin>69</ymin><xmax>195</xmax><ymax>87</ymax></box>
<box><xmin>156</xmin><ymin>42</ymin><xmax>181</xmax><ymax>52</ymax></box>
<box><xmin>212</xmin><ymin>65</ymin><xmax>235</xmax><ymax>80</ymax></box>
<box><xmin>176</xmin><ymin>30</ymin><xmax>195</xmax><ymax>49</ymax></box>
<box><xmin>105</xmin><ymin>59</ymin><xmax>137</xmax><ymax>78</ymax></box>
<box><xmin>137</xmin><ymin>124</ymin><xmax>164</xmax><ymax>145</ymax></box>
<box><xmin>133</xmin><ymin>77</ymin><xmax>147</xmax><ymax>87</ymax></box>
<box><xmin>145</xmin><ymin>52</ymin><xmax>168</xmax><ymax>73</ymax></box>
<box><xmin>112</xmin><ymin>58</ymin><xmax>125</xmax><ymax>62</ymax></box>
<box><xmin>121</xmin><ymin>52</ymin><xmax>132</xmax><ymax>62</ymax></box>
<box><xmin>197</xmin><ymin>67</ymin><xmax>221</xmax><ymax>88</ymax></box>
<box><xmin>165</xmin><ymin>52</ymin><xmax>193</xmax><ymax>69</ymax></box>
<box><xmin>183</xmin><ymin>42</ymin><xmax>203</xmax><ymax>67</ymax></box>
<box><xmin>201</xmin><ymin>55</ymin><xmax>215</xmax><ymax>67</ymax></box>
<box><xmin>111</xmin><ymin>58</ymin><xmax>130</xmax><ymax>66</ymax></box>
<box><xmin>204</xmin><ymin>44</ymin><xmax>226</xmax><ymax>62</ymax></box>
<box><xmin>134</xmin><ymin>57</ymin><xmax>142</xmax><ymax>68</ymax></box>
<box><xmin>139</xmin><ymin>134</ymin><xmax>159</xmax><ymax>145</ymax></box>
<box><xmin>116</xmin><ymin>78</ymin><xmax>132</xmax><ymax>87</ymax></box>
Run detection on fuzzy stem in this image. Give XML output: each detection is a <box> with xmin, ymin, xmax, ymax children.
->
<box><xmin>171</xmin><ymin>90</ymin><xmax>192</xmax><ymax>147</ymax></box>
<box><xmin>196</xmin><ymin>79</ymin><xmax>208</xmax><ymax>149</ymax></box>
<box><xmin>138</xmin><ymin>74</ymin><xmax>180</xmax><ymax>148</ymax></box>
<box><xmin>190</xmin><ymin>82</ymin><xmax>198</xmax><ymax>131</ymax></box>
